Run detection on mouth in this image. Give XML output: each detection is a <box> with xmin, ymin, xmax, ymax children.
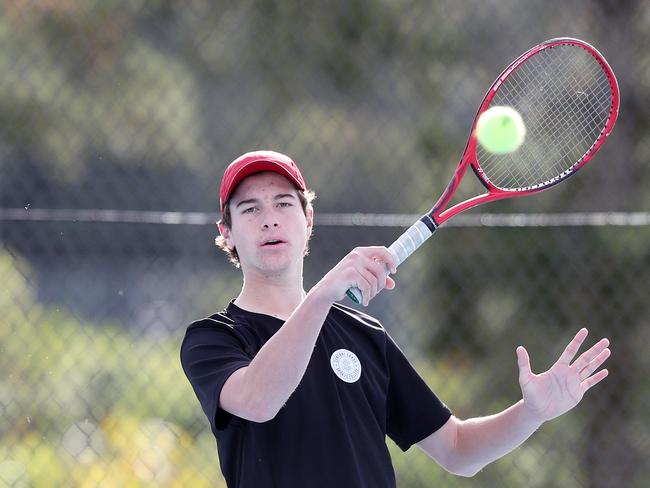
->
<box><xmin>261</xmin><ymin>239</ymin><xmax>287</xmax><ymax>247</ymax></box>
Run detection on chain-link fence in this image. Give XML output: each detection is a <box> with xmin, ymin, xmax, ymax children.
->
<box><xmin>1</xmin><ymin>1</ymin><xmax>649</xmax><ymax>487</ymax></box>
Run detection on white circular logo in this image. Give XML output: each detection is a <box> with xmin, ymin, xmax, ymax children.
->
<box><xmin>330</xmin><ymin>349</ymin><xmax>362</xmax><ymax>383</ymax></box>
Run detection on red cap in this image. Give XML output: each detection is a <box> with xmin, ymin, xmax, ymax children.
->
<box><xmin>219</xmin><ymin>150</ymin><xmax>307</xmax><ymax>212</ymax></box>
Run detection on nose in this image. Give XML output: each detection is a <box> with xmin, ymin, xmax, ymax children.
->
<box><xmin>262</xmin><ymin>209</ymin><xmax>279</xmax><ymax>229</ymax></box>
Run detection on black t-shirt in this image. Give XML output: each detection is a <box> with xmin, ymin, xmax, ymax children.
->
<box><xmin>180</xmin><ymin>302</ymin><xmax>451</xmax><ymax>488</ymax></box>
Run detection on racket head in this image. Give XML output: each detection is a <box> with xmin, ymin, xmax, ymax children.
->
<box><xmin>432</xmin><ymin>38</ymin><xmax>620</xmax><ymax>224</ymax></box>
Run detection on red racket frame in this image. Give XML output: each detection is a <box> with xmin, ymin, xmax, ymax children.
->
<box><xmin>429</xmin><ymin>37</ymin><xmax>620</xmax><ymax>227</ymax></box>
<box><xmin>346</xmin><ymin>38</ymin><xmax>620</xmax><ymax>304</ymax></box>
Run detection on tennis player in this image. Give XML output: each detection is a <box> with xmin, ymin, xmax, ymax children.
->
<box><xmin>180</xmin><ymin>150</ymin><xmax>611</xmax><ymax>488</ymax></box>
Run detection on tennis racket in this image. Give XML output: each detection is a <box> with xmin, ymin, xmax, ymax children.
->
<box><xmin>347</xmin><ymin>37</ymin><xmax>620</xmax><ymax>304</ymax></box>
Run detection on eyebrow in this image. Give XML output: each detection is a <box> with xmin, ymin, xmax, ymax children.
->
<box><xmin>235</xmin><ymin>193</ymin><xmax>297</xmax><ymax>208</ymax></box>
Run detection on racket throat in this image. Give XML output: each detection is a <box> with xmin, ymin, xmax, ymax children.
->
<box><xmin>430</xmin><ymin>153</ymin><xmax>475</xmax><ymax>222</ymax></box>
<box><xmin>420</xmin><ymin>214</ymin><xmax>438</xmax><ymax>232</ymax></box>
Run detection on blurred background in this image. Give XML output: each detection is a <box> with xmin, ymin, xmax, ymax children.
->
<box><xmin>1</xmin><ymin>1</ymin><xmax>648</xmax><ymax>487</ymax></box>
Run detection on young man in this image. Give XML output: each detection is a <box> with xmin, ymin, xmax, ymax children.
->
<box><xmin>180</xmin><ymin>150</ymin><xmax>611</xmax><ymax>488</ymax></box>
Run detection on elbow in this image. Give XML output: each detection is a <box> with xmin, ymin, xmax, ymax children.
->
<box><xmin>248</xmin><ymin>408</ymin><xmax>277</xmax><ymax>424</ymax></box>
<box><xmin>440</xmin><ymin>456</ymin><xmax>482</xmax><ymax>478</ymax></box>
<box><xmin>223</xmin><ymin>391</ymin><xmax>279</xmax><ymax>423</ymax></box>
<box><xmin>443</xmin><ymin>419</ymin><xmax>483</xmax><ymax>477</ymax></box>
<box><xmin>245</xmin><ymin>397</ymin><xmax>281</xmax><ymax>423</ymax></box>
<box><xmin>445</xmin><ymin>463</ymin><xmax>481</xmax><ymax>478</ymax></box>
<box><xmin>454</xmin><ymin>466</ymin><xmax>482</xmax><ymax>478</ymax></box>
<box><xmin>220</xmin><ymin>368</ymin><xmax>283</xmax><ymax>423</ymax></box>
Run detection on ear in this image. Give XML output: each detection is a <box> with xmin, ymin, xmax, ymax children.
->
<box><xmin>218</xmin><ymin>221</ymin><xmax>234</xmax><ymax>248</ymax></box>
<box><xmin>306</xmin><ymin>206</ymin><xmax>314</xmax><ymax>237</ymax></box>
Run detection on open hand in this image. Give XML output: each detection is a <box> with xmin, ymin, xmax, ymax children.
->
<box><xmin>517</xmin><ymin>328</ymin><xmax>610</xmax><ymax>423</ymax></box>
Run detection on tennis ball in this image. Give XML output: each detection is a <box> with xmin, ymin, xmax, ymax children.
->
<box><xmin>476</xmin><ymin>106</ymin><xmax>526</xmax><ymax>154</ymax></box>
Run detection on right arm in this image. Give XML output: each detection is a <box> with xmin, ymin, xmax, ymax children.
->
<box><xmin>219</xmin><ymin>247</ymin><xmax>397</xmax><ymax>422</ymax></box>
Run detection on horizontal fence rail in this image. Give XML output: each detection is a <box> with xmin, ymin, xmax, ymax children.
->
<box><xmin>2</xmin><ymin>208</ymin><xmax>649</xmax><ymax>227</ymax></box>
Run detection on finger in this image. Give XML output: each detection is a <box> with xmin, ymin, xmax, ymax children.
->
<box><xmin>582</xmin><ymin>368</ymin><xmax>608</xmax><ymax>391</ymax></box>
<box><xmin>350</xmin><ymin>267</ymin><xmax>373</xmax><ymax>307</ymax></box>
<box><xmin>386</xmin><ymin>255</ymin><xmax>398</xmax><ymax>275</ymax></box>
<box><xmin>374</xmin><ymin>259</ymin><xmax>392</xmax><ymax>285</ymax></box>
<box><xmin>578</xmin><ymin>348</ymin><xmax>611</xmax><ymax>380</ymax></box>
<box><xmin>385</xmin><ymin>276</ymin><xmax>396</xmax><ymax>290</ymax></box>
<box><xmin>374</xmin><ymin>247</ymin><xmax>398</xmax><ymax>274</ymax></box>
<box><xmin>356</xmin><ymin>267</ymin><xmax>377</xmax><ymax>306</ymax></box>
<box><xmin>362</xmin><ymin>246</ymin><xmax>398</xmax><ymax>274</ymax></box>
<box><xmin>363</xmin><ymin>256</ymin><xmax>390</xmax><ymax>294</ymax></box>
<box><xmin>558</xmin><ymin>328</ymin><xmax>589</xmax><ymax>365</ymax></box>
<box><xmin>572</xmin><ymin>338</ymin><xmax>610</xmax><ymax>371</ymax></box>
<box><xmin>516</xmin><ymin>346</ymin><xmax>532</xmax><ymax>385</ymax></box>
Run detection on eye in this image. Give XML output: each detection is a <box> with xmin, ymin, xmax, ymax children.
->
<box><xmin>242</xmin><ymin>207</ymin><xmax>257</xmax><ymax>214</ymax></box>
<box><xmin>277</xmin><ymin>201</ymin><xmax>293</xmax><ymax>208</ymax></box>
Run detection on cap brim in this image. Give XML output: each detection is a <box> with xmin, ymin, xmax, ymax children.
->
<box><xmin>221</xmin><ymin>159</ymin><xmax>306</xmax><ymax>211</ymax></box>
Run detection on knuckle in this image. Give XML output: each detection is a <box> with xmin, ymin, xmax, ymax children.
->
<box><xmin>347</xmin><ymin>249</ymin><xmax>361</xmax><ymax>260</ymax></box>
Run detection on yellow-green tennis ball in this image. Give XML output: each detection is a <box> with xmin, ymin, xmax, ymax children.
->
<box><xmin>476</xmin><ymin>106</ymin><xmax>526</xmax><ymax>154</ymax></box>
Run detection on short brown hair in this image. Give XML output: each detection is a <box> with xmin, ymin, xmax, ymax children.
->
<box><xmin>215</xmin><ymin>189</ymin><xmax>316</xmax><ymax>267</ymax></box>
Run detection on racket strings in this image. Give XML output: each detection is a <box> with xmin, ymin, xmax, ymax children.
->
<box><xmin>506</xmin><ymin>57</ymin><xmax>605</xmax><ymax>185</ymax></box>
<box><xmin>478</xmin><ymin>43</ymin><xmax>614</xmax><ymax>191</ymax></box>
<box><xmin>487</xmin><ymin>51</ymin><xmax>610</xmax><ymax>188</ymax></box>
<box><xmin>523</xmin><ymin>48</ymin><xmax>610</xmax><ymax>177</ymax></box>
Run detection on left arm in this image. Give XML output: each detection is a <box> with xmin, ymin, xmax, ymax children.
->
<box><xmin>417</xmin><ymin>328</ymin><xmax>611</xmax><ymax>477</ymax></box>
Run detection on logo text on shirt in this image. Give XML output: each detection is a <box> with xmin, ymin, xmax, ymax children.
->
<box><xmin>330</xmin><ymin>349</ymin><xmax>362</xmax><ymax>383</ymax></box>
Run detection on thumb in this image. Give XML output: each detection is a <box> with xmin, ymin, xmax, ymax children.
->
<box><xmin>516</xmin><ymin>346</ymin><xmax>532</xmax><ymax>384</ymax></box>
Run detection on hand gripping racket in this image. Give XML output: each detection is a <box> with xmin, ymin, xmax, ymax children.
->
<box><xmin>347</xmin><ymin>37</ymin><xmax>620</xmax><ymax>304</ymax></box>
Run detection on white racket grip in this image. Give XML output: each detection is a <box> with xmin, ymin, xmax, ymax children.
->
<box><xmin>387</xmin><ymin>219</ymin><xmax>434</xmax><ymax>267</ymax></box>
<box><xmin>346</xmin><ymin>219</ymin><xmax>435</xmax><ymax>304</ymax></box>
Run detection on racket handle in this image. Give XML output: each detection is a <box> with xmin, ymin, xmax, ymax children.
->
<box><xmin>346</xmin><ymin>218</ymin><xmax>436</xmax><ymax>304</ymax></box>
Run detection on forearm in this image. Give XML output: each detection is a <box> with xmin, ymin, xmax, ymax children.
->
<box><xmin>223</xmin><ymin>285</ymin><xmax>333</xmax><ymax>420</ymax></box>
<box><xmin>221</xmin><ymin>246</ymin><xmax>396</xmax><ymax>422</ymax></box>
<box><xmin>451</xmin><ymin>400</ymin><xmax>543</xmax><ymax>476</ymax></box>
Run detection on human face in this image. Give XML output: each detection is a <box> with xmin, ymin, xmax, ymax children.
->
<box><xmin>219</xmin><ymin>172</ymin><xmax>313</xmax><ymax>275</ymax></box>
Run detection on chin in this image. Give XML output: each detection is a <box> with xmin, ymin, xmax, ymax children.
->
<box><xmin>243</xmin><ymin>245</ymin><xmax>306</xmax><ymax>275</ymax></box>
<box><xmin>254</xmin><ymin>254</ymin><xmax>296</xmax><ymax>273</ymax></box>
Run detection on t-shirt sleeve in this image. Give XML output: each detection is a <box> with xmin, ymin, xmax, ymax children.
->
<box><xmin>180</xmin><ymin>322</ymin><xmax>252</xmax><ymax>432</ymax></box>
<box><xmin>385</xmin><ymin>333</ymin><xmax>452</xmax><ymax>451</ymax></box>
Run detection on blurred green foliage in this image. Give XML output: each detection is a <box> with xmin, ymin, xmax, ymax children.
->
<box><xmin>0</xmin><ymin>250</ymin><xmax>224</xmax><ymax>486</ymax></box>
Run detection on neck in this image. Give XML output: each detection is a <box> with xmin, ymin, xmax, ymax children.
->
<box><xmin>234</xmin><ymin>267</ymin><xmax>306</xmax><ymax>320</ymax></box>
